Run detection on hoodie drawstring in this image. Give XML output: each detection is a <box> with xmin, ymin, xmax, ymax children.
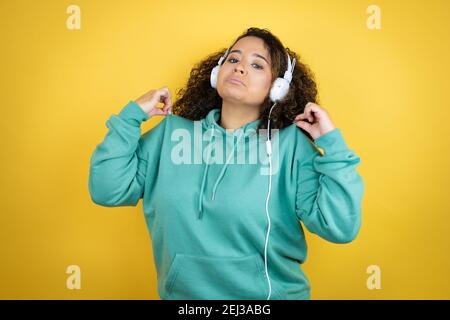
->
<box><xmin>198</xmin><ymin>127</ymin><xmax>215</xmax><ymax>219</ymax></box>
<box><xmin>197</xmin><ymin>128</ymin><xmax>246</xmax><ymax>219</ymax></box>
<box><xmin>211</xmin><ymin>130</ymin><xmax>245</xmax><ymax>201</ymax></box>
<box><xmin>197</xmin><ymin>108</ymin><xmax>261</xmax><ymax>220</ymax></box>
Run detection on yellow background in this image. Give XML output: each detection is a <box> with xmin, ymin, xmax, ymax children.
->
<box><xmin>1</xmin><ymin>0</ymin><xmax>449</xmax><ymax>299</ymax></box>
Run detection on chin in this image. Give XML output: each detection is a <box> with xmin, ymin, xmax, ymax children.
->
<box><xmin>221</xmin><ymin>91</ymin><xmax>246</xmax><ymax>103</ymax></box>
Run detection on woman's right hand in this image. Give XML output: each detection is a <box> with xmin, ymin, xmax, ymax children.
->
<box><xmin>134</xmin><ymin>86</ymin><xmax>173</xmax><ymax>118</ymax></box>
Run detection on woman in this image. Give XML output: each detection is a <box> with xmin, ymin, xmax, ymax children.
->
<box><xmin>88</xmin><ymin>27</ymin><xmax>364</xmax><ymax>300</ymax></box>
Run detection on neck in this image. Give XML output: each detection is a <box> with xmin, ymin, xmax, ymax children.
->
<box><xmin>219</xmin><ymin>100</ymin><xmax>260</xmax><ymax>132</ymax></box>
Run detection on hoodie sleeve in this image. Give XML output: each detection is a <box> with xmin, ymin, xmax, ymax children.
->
<box><xmin>88</xmin><ymin>100</ymin><xmax>165</xmax><ymax>207</ymax></box>
<box><xmin>295</xmin><ymin>128</ymin><xmax>364</xmax><ymax>243</ymax></box>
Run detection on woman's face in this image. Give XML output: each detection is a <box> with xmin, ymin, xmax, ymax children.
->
<box><xmin>217</xmin><ymin>36</ymin><xmax>273</xmax><ymax>107</ymax></box>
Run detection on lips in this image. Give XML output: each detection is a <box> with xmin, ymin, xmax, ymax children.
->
<box><xmin>228</xmin><ymin>77</ymin><xmax>245</xmax><ymax>86</ymax></box>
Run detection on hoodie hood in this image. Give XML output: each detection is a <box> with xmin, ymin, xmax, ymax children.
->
<box><xmin>198</xmin><ymin>108</ymin><xmax>262</xmax><ymax>219</ymax></box>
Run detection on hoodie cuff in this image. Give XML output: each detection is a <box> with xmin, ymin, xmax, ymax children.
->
<box><xmin>313</xmin><ymin>128</ymin><xmax>349</xmax><ymax>155</ymax></box>
<box><xmin>118</xmin><ymin>100</ymin><xmax>150</xmax><ymax>125</ymax></box>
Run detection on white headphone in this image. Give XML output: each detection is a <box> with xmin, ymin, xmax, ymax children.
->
<box><xmin>210</xmin><ymin>46</ymin><xmax>296</xmax><ymax>300</ymax></box>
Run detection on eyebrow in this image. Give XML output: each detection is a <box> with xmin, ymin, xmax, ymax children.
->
<box><xmin>228</xmin><ymin>49</ymin><xmax>269</xmax><ymax>64</ymax></box>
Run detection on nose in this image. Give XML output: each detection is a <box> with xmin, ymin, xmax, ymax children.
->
<box><xmin>234</xmin><ymin>62</ymin><xmax>246</xmax><ymax>75</ymax></box>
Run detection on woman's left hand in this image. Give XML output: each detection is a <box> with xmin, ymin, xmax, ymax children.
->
<box><xmin>293</xmin><ymin>102</ymin><xmax>337</xmax><ymax>140</ymax></box>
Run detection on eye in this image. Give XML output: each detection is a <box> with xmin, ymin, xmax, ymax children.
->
<box><xmin>227</xmin><ymin>57</ymin><xmax>263</xmax><ymax>70</ymax></box>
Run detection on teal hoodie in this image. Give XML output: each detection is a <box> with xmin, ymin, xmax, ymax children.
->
<box><xmin>88</xmin><ymin>100</ymin><xmax>364</xmax><ymax>300</ymax></box>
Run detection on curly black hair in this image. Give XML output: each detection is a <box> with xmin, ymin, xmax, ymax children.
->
<box><xmin>172</xmin><ymin>27</ymin><xmax>319</xmax><ymax>140</ymax></box>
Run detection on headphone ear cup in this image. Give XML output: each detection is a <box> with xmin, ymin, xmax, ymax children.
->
<box><xmin>269</xmin><ymin>77</ymin><xmax>289</xmax><ymax>102</ymax></box>
<box><xmin>210</xmin><ymin>65</ymin><xmax>220</xmax><ymax>89</ymax></box>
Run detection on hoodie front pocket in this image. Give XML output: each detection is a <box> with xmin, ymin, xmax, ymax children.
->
<box><xmin>164</xmin><ymin>253</ymin><xmax>281</xmax><ymax>300</ymax></box>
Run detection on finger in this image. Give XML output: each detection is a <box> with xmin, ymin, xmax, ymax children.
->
<box><xmin>306</xmin><ymin>105</ymin><xmax>323</xmax><ymax>122</ymax></box>
<box><xmin>309</xmin><ymin>105</ymin><xmax>323</xmax><ymax>119</ymax></box>
<box><xmin>159</xmin><ymin>94</ymin><xmax>172</xmax><ymax>114</ymax></box>
<box><xmin>162</xmin><ymin>103</ymin><xmax>172</xmax><ymax>115</ymax></box>
<box><xmin>294</xmin><ymin>113</ymin><xmax>315</xmax><ymax>124</ymax></box>
<box><xmin>162</xmin><ymin>95</ymin><xmax>172</xmax><ymax>111</ymax></box>
<box><xmin>155</xmin><ymin>104</ymin><xmax>171</xmax><ymax>116</ymax></box>
<box><xmin>156</xmin><ymin>87</ymin><xmax>168</xmax><ymax>101</ymax></box>
<box><xmin>152</xmin><ymin>108</ymin><xmax>166</xmax><ymax>116</ymax></box>
<box><xmin>159</xmin><ymin>93</ymin><xmax>171</xmax><ymax>109</ymax></box>
<box><xmin>158</xmin><ymin>89</ymin><xmax>169</xmax><ymax>101</ymax></box>
<box><xmin>159</xmin><ymin>86</ymin><xmax>171</xmax><ymax>99</ymax></box>
<box><xmin>155</xmin><ymin>94</ymin><xmax>167</xmax><ymax>109</ymax></box>
<box><xmin>306</xmin><ymin>103</ymin><xmax>324</xmax><ymax>117</ymax></box>
<box><xmin>295</xmin><ymin>120</ymin><xmax>311</xmax><ymax>130</ymax></box>
<box><xmin>303</xmin><ymin>108</ymin><xmax>314</xmax><ymax>122</ymax></box>
<box><xmin>305</xmin><ymin>102</ymin><xmax>317</xmax><ymax>109</ymax></box>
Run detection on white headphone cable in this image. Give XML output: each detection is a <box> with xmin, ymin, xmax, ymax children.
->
<box><xmin>264</xmin><ymin>102</ymin><xmax>277</xmax><ymax>300</ymax></box>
